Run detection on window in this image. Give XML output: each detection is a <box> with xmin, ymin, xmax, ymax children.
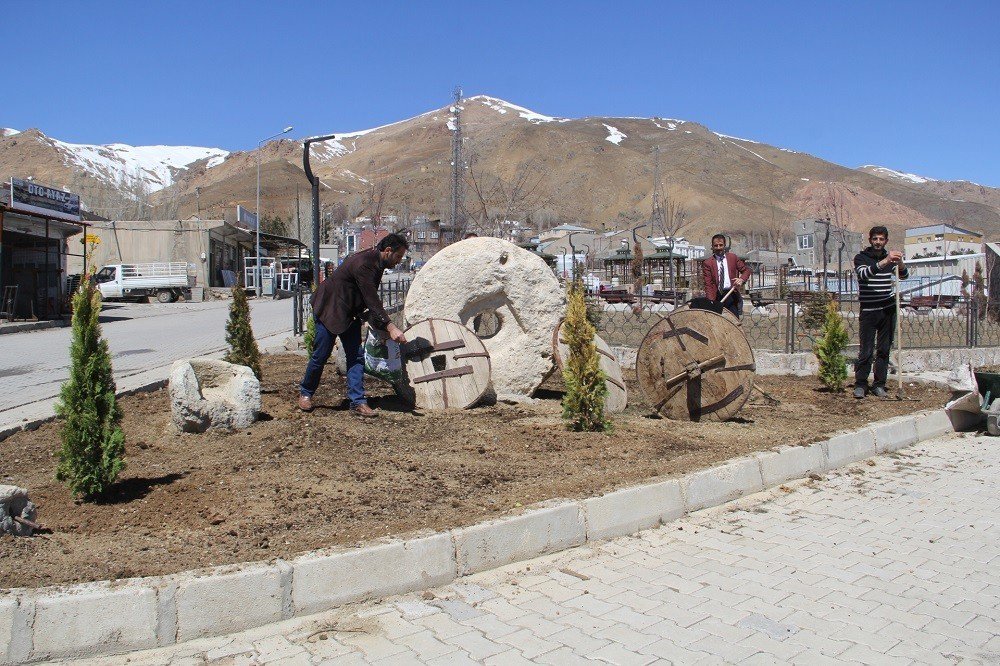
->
<box><xmin>430</xmin><ymin>232</ymin><xmax>439</xmax><ymax>239</ymax></box>
<box><xmin>417</xmin><ymin>231</ymin><xmax>426</xmax><ymax>240</ymax></box>
<box><xmin>797</xmin><ymin>234</ymin><xmax>814</xmax><ymax>250</ymax></box>
<box><xmin>94</xmin><ymin>266</ymin><xmax>116</xmax><ymax>283</ymax></box>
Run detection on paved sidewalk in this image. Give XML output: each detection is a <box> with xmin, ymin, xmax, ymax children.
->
<box><xmin>66</xmin><ymin>432</ymin><xmax>1000</xmax><ymax>665</ymax></box>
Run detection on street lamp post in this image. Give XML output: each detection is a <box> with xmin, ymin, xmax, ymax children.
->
<box><xmin>256</xmin><ymin>126</ymin><xmax>293</xmax><ymax>295</ymax></box>
<box><xmin>303</xmin><ymin>133</ymin><xmax>339</xmax><ymax>287</ymax></box>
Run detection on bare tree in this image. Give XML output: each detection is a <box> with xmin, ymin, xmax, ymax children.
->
<box><xmin>462</xmin><ymin>141</ymin><xmax>551</xmax><ymax>239</ymax></box>
<box><xmin>362</xmin><ymin>159</ymin><xmax>393</xmax><ymax>234</ymax></box>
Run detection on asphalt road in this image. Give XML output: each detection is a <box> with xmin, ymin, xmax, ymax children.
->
<box><xmin>0</xmin><ymin>298</ymin><xmax>292</xmax><ymax>423</ymax></box>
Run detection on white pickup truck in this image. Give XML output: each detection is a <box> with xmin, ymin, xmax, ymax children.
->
<box><xmin>93</xmin><ymin>262</ymin><xmax>191</xmax><ymax>303</ymax></box>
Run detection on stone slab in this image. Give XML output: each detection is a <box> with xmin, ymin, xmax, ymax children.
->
<box><xmin>31</xmin><ymin>585</ymin><xmax>158</xmax><ymax>659</ymax></box>
<box><xmin>453</xmin><ymin>503</ymin><xmax>586</xmax><ymax>575</ymax></box>
<box><xmin>915</xmin><ymin>409</ymin><xmax>955</xmax><ymax>441</ymax></box>
<box><xmin>755</xmin><ymin>443</ymin><xmax>828</xmax><ymax>488</ymax></box>
<box><xmin>683</xmin><ymin>458</ymin><xmax>764</xmax><ymax>512</ymax></box>
<box><xmin>583</xmin><ymin>479</ymin><xmax>684</xmax><ymax>541</ymax></box>
<box><xmin>291</xmin><ymin>534</ymin><xmax>456</xmax><ymax>616</ymax></box>
<box><xmin>823</xmin><ymin>429</ymin><xmax>877</xmax><ymax>469</ymax></box>
<box><xmin>174</xmin><ymin>563</ymin><xmax>285</xmax><ymax>642</ymax></box>
<box><xmin>871</xmin><ymin>416</ymin><xmax>919</xmax><ymax>453</ymax></box>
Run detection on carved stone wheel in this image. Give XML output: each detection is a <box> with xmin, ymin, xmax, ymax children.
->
<box><xmin>636</xmin><ymin>308</ymin><xmax>755</xmax><ymax>421</ymax></box>
<box><xmin>552</xmin><ymin>320</ymin><xmax>628</xmax><ymax>413</ymax></box>
<box><xmin>398</xmin><ymin>318</ymin><xmax>492</xmax><ymax>410</ymax></box>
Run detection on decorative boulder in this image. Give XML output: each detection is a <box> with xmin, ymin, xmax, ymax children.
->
<box><xmin>169</xmin><ymin>358</ymin><xmax>260</xmax><ymax>432</ymax></box>
<box><xmin>404</xmin><ymin>237</ymin><xmax>564</xmax><ymax>401</ymax></box>
<box><xmin>0</xmin><ymin>485</ymin><xmax>37</xmax><ymax>537</ymax></box>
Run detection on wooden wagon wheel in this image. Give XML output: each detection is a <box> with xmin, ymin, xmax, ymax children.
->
<box><xmin>552</xmin><ymin>320</ymin><xmax>628</xmax><ymax>413</ymax></box>
<box><xmin>636</xmin><ymin>308</ymin><xmax>755</xmax><ymax>421</ymax></box>
<box><xmin>397</xmin><ymin>318</ymin><xmax>491</xmax><ymax>410</ymax></box>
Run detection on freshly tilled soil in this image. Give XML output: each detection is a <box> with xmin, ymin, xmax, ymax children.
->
<box><xmin>0</xmin><ymin>354</ymin><xmax>948</xmax><ymax>589</ymax></box>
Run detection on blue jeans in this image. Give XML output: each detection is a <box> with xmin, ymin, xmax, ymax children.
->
<box><xmin>299</xmin><ymin>318</ymin><xmax>366</xmax><ymax>406</ymax></box>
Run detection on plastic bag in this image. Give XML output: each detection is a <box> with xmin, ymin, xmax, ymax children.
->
<box><xmin>363</xmin><ymin>328</ymin><xmax>403</xmax><ymax>384</ymax></box>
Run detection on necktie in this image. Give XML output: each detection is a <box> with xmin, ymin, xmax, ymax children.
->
<box><xmin>719</xmin><ymin>257</ymin><xmax>724</xmax><ymax>289</ymax></box>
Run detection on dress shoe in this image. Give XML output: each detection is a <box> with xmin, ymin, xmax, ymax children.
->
<box><xmin>298</xmin><ymin>394</ymin><xmax>314</xmax><ymax>412</ymax></box>
<box><xmin>351</xmin><ymin>403</ymin><xmax>378</xmax><ymax>418</ymax></box>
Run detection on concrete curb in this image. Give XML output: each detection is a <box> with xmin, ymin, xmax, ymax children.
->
<box><xmin>0</xmin><ymin>320</ymin><xmax>69</xmax><ymax>336</ymax></box>
<box><xmin>0</xmin><ymin>407</ymin><xmax>966</xmax><ymax>663</ymax></box>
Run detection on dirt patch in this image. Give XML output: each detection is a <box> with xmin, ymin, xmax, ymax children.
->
<box><xmin>0</xmin><ymin>354</ymin><xmax>948</xmax><ymax>589</ymax></box>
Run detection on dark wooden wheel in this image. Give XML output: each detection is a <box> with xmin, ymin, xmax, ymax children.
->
<box><xmin>636</xmin><ymin>308</ymin><xmax>755</xmax><ymax>421</ymax></box>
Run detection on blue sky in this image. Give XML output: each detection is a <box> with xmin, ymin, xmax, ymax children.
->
<box><xmin>5</xmin><ymin>1</ymin><xmax>998</xmax><ymax>185</ymax></box>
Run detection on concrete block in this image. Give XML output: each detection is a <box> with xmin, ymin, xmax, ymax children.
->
<box><xmin>31</xmin><ymin>584</ymin><xmax>158</xmax><ymax>659</ymax></box>
<box><xmin>154</xmin><ymin>581</ymin><xmax>177</xmax><ymax>647</ymax></box>
<box><xmin>822</xmin><ymin>429</ymin><xmax>876</xmax><ymax>469</ymax></box>
<box><xmin>755</xmin><ymin>443</ymin><xmax>828</xmax><ymax>488</ymax></box>
<box><xmin>683</xmin><ymin>458</ymin><xmax>764</xmax><ymax>512</ymax></box>
<box><xmin>871</xmin><ymin>416</ymin><xmax>919</xmax><ymax>453</ymax></box>
<box><xmin>175</xmin><ymin>563</ymin><xmax>284</xmax><ymax>642</ymax></box>
<box><xmin>0</xmin><ymin>597</ymin><xmax>16</xmax><ymax>666</ymax></box>
<box><xmin>583</xmin><ymin>479</ymin><xmax>684</xmax><ymax>541</ymax></box>
<box><xmin>914</xmin><ymin>410</ymin><xmax>955</xmax><ymax>441</ymax></box>
<box><xmin>291</xmin><ymin>533</ymin><xmax>456</xmax><ymax>616</ymax></box>
<box><xmin>452</xmin><ymin>503</ymin><xmax>586</xmax><ymax>575</ymax></box>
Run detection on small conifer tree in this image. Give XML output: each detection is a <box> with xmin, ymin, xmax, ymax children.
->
<box><xmin>304</xmin><ymin>311</ymin><xmax>316</xmax><ymax>354</ymax></box>
<box><xmin>224</xmin><ymin>284</ymin><xmax>262</xmax><ymax>380</ymax></box>
<box><xmin>562</xmin><ymin>280</ymin><xmax>611</xmax><ymax>432</ymax></box>
<box><xmin>56</xmin><ymin>282</ymin><xmax>125</xmax><ymax>499</ymax></box>
<box><xmin>814</xmin><ymin>300</ymin><xmax>849</xmax><ymax>391</ymax></box>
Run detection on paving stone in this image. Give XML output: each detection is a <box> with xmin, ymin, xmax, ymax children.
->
<box><xmin>66</xmin><ymin>433</ymin><xmax>1000</xmax><ymax>666</ymax></box>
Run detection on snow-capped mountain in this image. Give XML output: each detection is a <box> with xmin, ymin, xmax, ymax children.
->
<box><xmin>0</xmin><ymin>128</ymin><xmax>228</xmax><ymax>193</ymax></box>
<box><xmin>858</xmin><ymin>165</ymin><xmax>936</xmax><ymax>185</ymax></box>
<box><xmin>47</xmin><ymin>136</ymin><xmax>229</xmax><ymax>192</ymax></box>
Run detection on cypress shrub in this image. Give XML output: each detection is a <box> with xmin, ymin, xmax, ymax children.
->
<box><xmin>224</xmin><ymin>284</ymin><xmax>262</xmax><ymax>380</ymax></box>
<box><xmin>55</xmin><ymin>283</ymin><xmax>125</xmax><ymax>500</ymax></box>
<box><xmin>814</xmin><ymin>300</ymin><xmax>849</xmax><ymax>391</ymax></box>
<box><xmin>562</xmin><ymin>280</ymin><xmax>611</xmax><ymax>432</ymax></box>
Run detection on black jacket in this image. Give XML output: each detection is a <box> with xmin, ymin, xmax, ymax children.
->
<box><xmin>311</xmin><ymin>249</ymin><xmax>391</xmax><ymax>334</ymax></box>
<box><xmin>854</xmin><ymin>247</ymin><xmax>909</xmax><ymax>310</ymax></box>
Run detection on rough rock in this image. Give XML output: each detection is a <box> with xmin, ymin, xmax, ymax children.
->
<box><xmin>0</xmin><ymin>485</ymin><xmax>37</xmax><ymax>536</ymax></box>
<box><xmin>404</xmin><ymin>238</ymin><xmax>564</xmax><ymax>400</ymax></box>
<box><xmin>169</xmin><ymin>358</ymin><xmax>260</xmax><ymax>432</ymax></box>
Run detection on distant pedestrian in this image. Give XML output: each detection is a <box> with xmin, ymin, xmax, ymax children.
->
<box><xmin>298</xmin><ymin>234</ymin><xmax>409</xmax><ymax>417</ymax></box>
<box><xmin>853</xmin><ymin>226</ymin><xmax>908</xmax><ymax>398</ymax></box>
<box><xmin>702</xmin><ymin>234</ymin><xmax>750</xmax><ymax>317</ymax></box>
<box><xmin>323</xmin><ymin>262</ymin><xmax>334</xmax><ymax>282</ymax></box>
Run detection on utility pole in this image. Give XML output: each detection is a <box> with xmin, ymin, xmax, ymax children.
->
<box><xmin>450</xmin><ymin>85</ymin><xmax>464</xmax><ymax>240</ymax></box>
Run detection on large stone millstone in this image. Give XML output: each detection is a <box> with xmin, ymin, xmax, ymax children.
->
<box><xmin>636</xmin><ymin>308</ymin><xmax>755</xmax><ymax>421</ymax></box>
<box><xmin>0</xmin><ymin>485</ymin><xmax>37</xmax><ymax>537</ymax></box>
<box><xmin>404</xmin><ymin>238</ymin><xmax>564</xmax><ymax>401</ymax></box>
<box><xmin>169</xmin><ymin>358</ymin><xmax>261</xmax><ymax>432</ymax></box>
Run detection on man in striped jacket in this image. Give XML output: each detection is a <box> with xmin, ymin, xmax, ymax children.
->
<box><xmin>853</xmin><ymin>226</ymin><xmax>908</xmax><ymax>398</ymax></box>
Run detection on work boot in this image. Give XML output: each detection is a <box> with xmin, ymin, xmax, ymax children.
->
<box><xmin>297</xmin><ymin>394</ymin><xmax>314</xmax><ymax>412</ymax></box>
<box><xmin>871</xmin><ymin>386</ymin><xmax>888</xmax><ymax>398</ymax></box>
<box><xmin>351</xmin><ymin>403</ymin><xmax>378</xmax><ymax>418</ymax></box>
<box><xmin>853</xmin><ymin>386</ymin><xmax>866</xmax><ymax>399</ymax></box>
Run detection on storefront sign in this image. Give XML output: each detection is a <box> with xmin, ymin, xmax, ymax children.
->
<box><xmin>9</xmin><ymin>178</ymin><xmax>81</xmax><ymax>222</ymax></box>
<box><xmin>236</xmin><ymin>205</ymin><xmax>258</xmax><ymax>231</ymax></box>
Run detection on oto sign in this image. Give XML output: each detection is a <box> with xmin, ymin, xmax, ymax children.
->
<box><xmin>9</xmin><ymin>178</ymin><xmax>81</xmax><ymax>222</ymax></box>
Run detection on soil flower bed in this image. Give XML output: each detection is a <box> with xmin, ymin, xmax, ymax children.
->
<box><xmin>0</xmin><ymin>353</ymin><xmax>948</xmax><ymax>589</ymax></box>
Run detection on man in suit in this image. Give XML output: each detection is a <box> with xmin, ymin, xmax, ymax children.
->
<box><xmin>298</xmin><ymin>234</ymin><xmax>408</xmax><ymax>417</ymax></box>
<box><xmin>702</xmin><ymin>234</ymin><xmax>751</xmax><ymax>317</ymax></box>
